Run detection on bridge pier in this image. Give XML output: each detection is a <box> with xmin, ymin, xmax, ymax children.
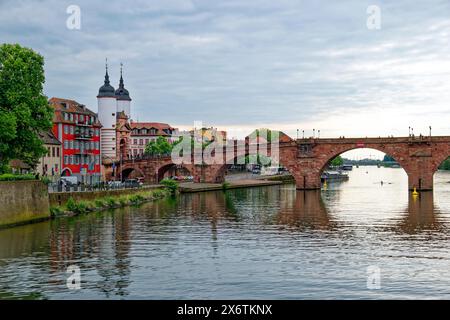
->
<box><xmin>408</xmin><ymin>173</ymin><xmax>434</xmax><ymax>191</ymax></box>
<box><xmin>293</xmin><ymin>173</ymin><xmax>322</xmax><ymax>190</ymax></box>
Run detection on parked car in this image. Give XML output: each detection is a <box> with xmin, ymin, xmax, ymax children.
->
<box><xmin>108</xmin><ymin>180</ymin><xmax>123</xmax><ymax>188</ymax></box>
<box><xmin>123</xmin><ymin>179</ymin><xmax>141</xmax><ymax>188</ymax></box>
<box><xmin>252</xmin><ymin>168</ymin><xmax>261</xmax><ymax>174</ymax></box>
<box><xmin>60</xmin><ymin>176</ymin><xmax>78</xmax><ymax>185</ymax></box>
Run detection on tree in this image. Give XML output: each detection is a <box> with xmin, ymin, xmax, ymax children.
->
<box><xmin>439</xmin><ymin>157</ymin><xmax>450</xmax><ymax>170</ymax></box>
<box><xmin>383</xmin><ymin>155</ymin><xmax>395</xmax><ymax>162</ymax></box>
<box><xmin>0</xmin><ymin>44</ymin><xmax>53</xmax><ymax>172</ymax></box>
<box><xmin>145</xmin><ymin>136</ymin><xmax>172</xmax><ymax>156</ymax></box>
<box><xmin>330</xmin><ymin>155</ymin><xmax>344</xmax><ymax>167</ymax></box>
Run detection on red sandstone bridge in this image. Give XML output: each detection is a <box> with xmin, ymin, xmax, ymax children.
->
<box><xmin>104</xmin><ymin>135</ymin><xmax>450</xmax><ymax>191</ymax></box>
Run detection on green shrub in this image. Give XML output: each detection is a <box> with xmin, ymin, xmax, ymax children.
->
<box><xmin>152</xmin><ymin>189</ymin><xmax>162</xmax><ymax>197</ymax></box>
<box><xmin>75</xmin><ymin>201</ymin><xmax>89</xmax><ymax>214</ymax></box>
<box><xmin>40</xmin><ymin>176</ymin><xmax>52</xmax><ymax>185</ymax></box>
<box><xmin>160</xmin><ymin>179</ymin><xmax>178</xmax><ymax>195</ymax></box>
<box><xmin>105</xmin><ymin>197</ymin><xmax>117</xmax><ymax>207</ymax></box>
<box><xmin>50</xmin><ymin>206</ymin><xmax>64</xmax><ymax>217</ymax></box>
<box><xmin>0</xmin><ymin>173</ymin><xmax>36</xmax><ymax>181</ymax></box>
<box><xmin>65</xmin><ymin>197</ymin><xmax>89</xmax><ymax>214</ymax></box>
<box><xmin>222</xmin><ymin>182</ymin><xmax>230</xmax><ymax>191</ymax></box>
<box><xmin>118</xmin><ymin>196</ymin><xmax>128</xmax><ymax>206</ymax></box>
<box><xmin>66</xmin><ymin>197</ymin><xmax>77</xmax><ymax>212</ymax></box>
<box><xmin>129</xmin><ymin>194</ymin><xmax>144</xmax><ymax>204</ymax></box>
<box><xmin>95</xmin><ymin>199</ymin><xmax>106</xmax><ymax>208</ymax></box>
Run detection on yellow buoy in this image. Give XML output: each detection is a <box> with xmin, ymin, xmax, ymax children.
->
<box><xmin>412</xmin><ymin>187</ymin><xmax>419</xmax><ymax>196</ymax></box>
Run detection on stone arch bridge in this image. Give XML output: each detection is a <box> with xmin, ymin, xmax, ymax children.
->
<box><xmin>104</xmin><ymin>135</ymin><xmax>450</xmax><ymax>191</ymax></box>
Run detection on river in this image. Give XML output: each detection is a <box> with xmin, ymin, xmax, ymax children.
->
<box><xmin>1</xmin><ymin>166</ymin><xmax>450</xmax><ymax>299</ymax></box>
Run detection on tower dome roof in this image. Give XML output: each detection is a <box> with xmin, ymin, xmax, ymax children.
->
<box><xmin>97</xmin><ymin>60</ymin><xmax>115</xmax><ymax>98</ymax></box>
<box><xmin>115</xmin><ymin>63</ymin><xmax>131</xmax><ymax>101</ymax></box>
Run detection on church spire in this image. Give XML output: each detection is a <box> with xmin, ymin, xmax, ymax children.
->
<box><xmin>115</xmin><ymin>62</ymin><xmax>131</xmax><ymax>101</ymax></box>
<box><xmin>118</xmin><ymin>62</ymin><xmax>124</xmax><ymax>88</ymax></box>
<box><xmin>97</xmin><ymin>57</ymin><xmax>115</xmax><ymax>98</ymax></box>
<box><xmin>104</xmin><ymin>58</ymin><xmax>110</xmax><ymax>84</ymax></box>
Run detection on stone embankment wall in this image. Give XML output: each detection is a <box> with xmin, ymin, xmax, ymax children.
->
<box><xmin>0</xmin><ymin>181</ymin><xmax>50</xmax><ymax>228</ymax></box>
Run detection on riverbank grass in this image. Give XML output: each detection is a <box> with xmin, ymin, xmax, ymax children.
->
<box><xmin>49</xmin><ymin>188</ymin><xmax>170</xmax><ymax>217</ymax></box>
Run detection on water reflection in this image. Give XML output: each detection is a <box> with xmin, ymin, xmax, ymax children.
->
<box><xmin>1</xmin><ymin>170</ymin><xmax>450</xmax><ymax>299</ymax></box>
<box><xmin>392</xmin><ymin>192</ymin><xmax>448</xmax><ymax>234</ymax></box>
<box><xmin>276</xmin><ymin>190</ymin><xmax>336</xmax><ymax>231</ymax></box>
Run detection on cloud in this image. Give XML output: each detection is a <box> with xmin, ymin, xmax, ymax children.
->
<box><xmin>1</xmin><ymin>0</ymin><xmax>450</xmax><ymax>139</ymax></box>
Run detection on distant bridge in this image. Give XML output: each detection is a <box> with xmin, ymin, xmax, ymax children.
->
<box><xmin>104</xmin><ymin>135</ymin><xmax>450</xmax><ymax>191</ymax></box>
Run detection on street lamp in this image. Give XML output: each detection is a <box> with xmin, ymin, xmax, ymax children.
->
<box><xmin>429</xmin><ymin>126</ymin><xmax>432</xmax><ymax>137</ymax></box>
<box><xmin>408</xmin><ymin>126</ymin><xmax>411</xmax><ymax>136</ymax></box>
<box><xmin>296</xmin><ymin>129</ymin><xmax>299</xmax><ymax>139</ymax></box>
<box><xmin>318</xmin><ymin>130</ymin><xmax>321</xmax><ymax>139</ymax></box>
<box><xmin>313</xmin><ymin>129</ymin><xmax>315</xmax><ymax>138</ymax></box>
<box><xmin>302</xmin><ymin>130</ymin><xmax>305</xmax><ymax>139</ymax></box>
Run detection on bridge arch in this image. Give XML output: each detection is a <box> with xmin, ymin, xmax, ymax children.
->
<box><xmin>293</xmin><ymin>143</ymin><xmax>412</xmax><ymax>190</ymax></box>
<box><xmin>209</xmin><ymin>153</ymin><xmax>294</xmax><ymax>184</ymax></box>
<box><xmin>157</xmin><ymin>163</ymin><xmax>193</xmax><ymax>182</ymax></box>
<box><xmin>318</xmin><ymin>146</ymin><xmax>410</xmax><ymax>176</ymax></box>
<box><xmin>120</xmin><ymin>166</ymin><xmax>145</xmax><ymax>181</ymax></box>
<box><xmin>316</xmin><ymin>144</ymin><xmax>411</xmax><ymax>175</ymax></box>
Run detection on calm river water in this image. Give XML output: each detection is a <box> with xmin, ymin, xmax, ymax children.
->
<box><xmin>1</xmin><ymin>166</ymin><xmax>450</xmax><ymax>299</ymax></box>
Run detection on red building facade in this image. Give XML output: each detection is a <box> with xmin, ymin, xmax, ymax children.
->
<box><xmin>49</xmin><ymin>97</ymin><xmax>102</xmax><ymax>184</ymax></box>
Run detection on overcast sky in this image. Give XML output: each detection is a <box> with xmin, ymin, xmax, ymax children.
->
<box><xmin>2</xmin><ymin>0</ymin><xmax>450</xmax><ymax>152</ymax></box>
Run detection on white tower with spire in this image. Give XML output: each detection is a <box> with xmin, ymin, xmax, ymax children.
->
<box><xmin>97</xmin><ymin>59</ymin><xmax>117</xmax><ymax>159</ymax></box>
<box><xmin>115</xmin><ymin>63</ymin><xmax>132</xmax><ymax>118</ymax></box>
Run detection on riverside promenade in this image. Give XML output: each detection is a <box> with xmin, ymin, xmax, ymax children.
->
<box><xmin>179</xmin><ymin>179</ymin><xmax>283</xmax><ymax>193</ymax></box>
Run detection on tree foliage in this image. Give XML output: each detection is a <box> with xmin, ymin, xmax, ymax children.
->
<box><xmin>0</xmin><ymin>44</ymin><xmax>53</xmax><ymax>172</ymax></box>
<box><xmin>144</xmin><ymin>136</ymin><xmax>173</xmax><ymax>156</ymax></box>
<box><xmin>330</xmin><ymin>155</ymin><xmax>344</xmax><ymax>167</ymax></box>
<box><xmin>383</xmin><ymin>155</ymin><xmax>396</xmax><ymax>162</ymax></box>
<box><xmin>439</xmin><ymin>157</ymin><xmax>450</xmax><ymax>170</ymax></box>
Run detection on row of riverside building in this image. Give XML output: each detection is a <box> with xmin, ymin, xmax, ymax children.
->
<box><xmin>11</xmin><ymin>64</ymin><xmax>179</xmax><ymax>184</ymax></box>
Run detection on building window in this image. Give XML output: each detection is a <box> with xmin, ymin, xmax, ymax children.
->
<box><xmin>57</xmin><ymin>147</ymin><xmax>60</xmax><ymax>157</ymax></box>
<box><xmin>64</xmin><ymin>140</ymin><xmax>68</xmax><ymax>149</ymax></box>
<box><xmin>141</xmin><ymin>129</ymin><xmax>147</xmax><ymax>134</ymax></box>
